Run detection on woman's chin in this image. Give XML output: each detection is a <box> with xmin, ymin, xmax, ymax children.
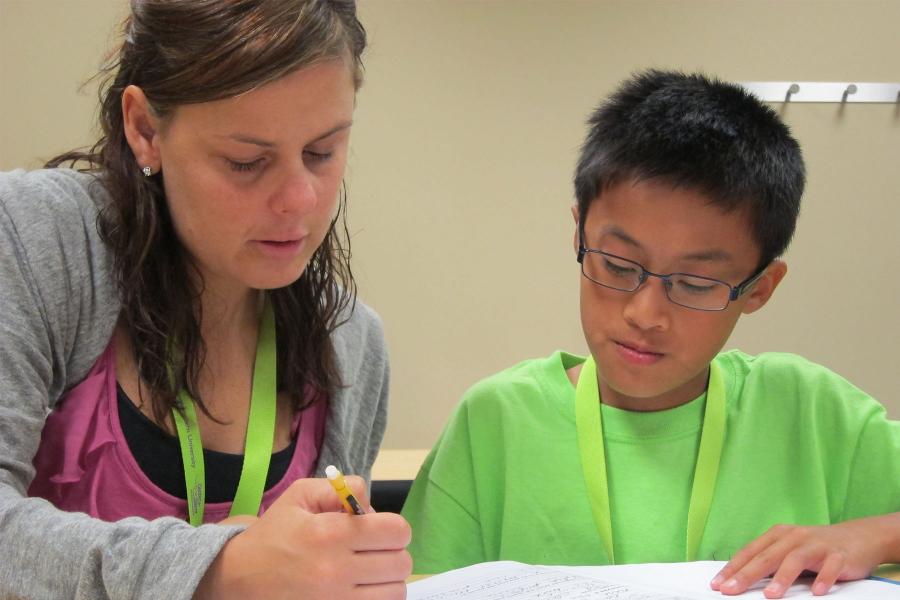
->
<box><xmin>244</xmin><ymin>269</ymin><xmax>307</xmax><ymax>292</ymax></box>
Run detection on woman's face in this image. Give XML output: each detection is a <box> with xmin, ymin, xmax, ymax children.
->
<box><xmin>150</xmin><ymin>59</ymin><xmax>355</xmax><ymax>297</ymax></box>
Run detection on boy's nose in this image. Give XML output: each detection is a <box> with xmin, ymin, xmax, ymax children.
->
<box><xmin>271</xmin><ymin>167</ymin><xmax>318</xmax><ymax>215</ymax></box>
<box><xmin>622</xmin><ymin>278</ymin><xmax>671</xmax><ymax>332</ymax></box>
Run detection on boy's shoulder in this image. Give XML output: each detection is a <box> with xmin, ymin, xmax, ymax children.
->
<box><xmin>717</xmin><ymin>349</ymin><xmax>882</xmax><ymax>416</ymax></box>
<box><xmin>459</xmin><ymin>350</ymin><xmax>585</xmax><ymax>415</ymax></box>
<box><xmin>718</xmin><ymin>349</ymin><xmax>853</xmax><ymax>385</ymax></box>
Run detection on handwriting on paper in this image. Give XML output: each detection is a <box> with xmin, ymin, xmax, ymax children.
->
<box><xmin>409</xmin><ymin>563</ymin><xmax>693</xmax><ymax>600</ymax></box>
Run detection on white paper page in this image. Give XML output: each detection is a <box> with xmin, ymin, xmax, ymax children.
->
<box><xmin>555</xmin><ymin>561</ymin><xmax>899</xmax><ymax>599</ymax></box>
<box><xmin>407</xmin><ymin>561</ymin><xmax>701</xmax><ymax>600</ymax></box>
<box><xmin>407</xmin><ymin>561</ymin><xmax>899</xmax><ymax>600</ymax></box>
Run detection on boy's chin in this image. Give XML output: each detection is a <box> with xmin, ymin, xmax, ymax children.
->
<box><xmin>601</xmin><ymin>371</ymin><xmax>698</xmax><ymax>407</ymax></box>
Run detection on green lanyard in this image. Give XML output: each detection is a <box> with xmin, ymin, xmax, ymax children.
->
<box><xmin>574</xmin><ymin>356</ymin><xmax>726</xmax><ymax>563</ymax></box>
<box><xmin>171</xmin><ymin>300</ymin><xmax>277</xmax><ymax>526</ymax></box>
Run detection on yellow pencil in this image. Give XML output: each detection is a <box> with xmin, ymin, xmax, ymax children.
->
<box><xmin>325</xmin><ymin>465</ymin><xmax>366</xmax><ymax>515</ymax></box>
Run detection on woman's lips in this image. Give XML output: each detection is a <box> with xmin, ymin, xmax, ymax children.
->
<box><xmin>615</xmin><ymin>340</ymin><xmax>664</xmax><ymax>366</ymax></box>
<box><xmin>254</xmin><ymin>237</ymin><xmax>305</xmax><ymax>259</ymax></box>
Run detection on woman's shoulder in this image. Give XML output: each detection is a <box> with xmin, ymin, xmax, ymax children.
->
<box><xmin>330</xmin><ymin>296</ymin><xmax>387</xmax><ymax>369</ymax></box>
<box><xmin>0</xmin><ymin>168</ymin><xmax>108</xmax><ymax>214</ymax></box>
<box><xmin>0</xmin><ymin>168</ymin><xmax>110</xmax><ymax>248</ymax></box>
<box><xmin>0</xmin><ymin>168</ymin><xmax>119</xmax><ymax>394</ymax></box>
<box><xmin>334</xmin><ymin>296</ymin><xmax>383</xmax><ymax>333</ymax></box>
<box><xmin>0</xmin><ymin>167</ymin><xmax>114</xmax><ymax>280</ymax></box>
<box><xmin>332</xmin><ymin>297</ymin><xmax>383</xmax><ymax>345</ymax></box>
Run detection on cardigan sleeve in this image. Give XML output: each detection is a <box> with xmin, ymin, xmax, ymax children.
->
<box><xmin>0</xmin><ymin>169</ymin><xmax>243</xmax><ymax>600</ymax></box>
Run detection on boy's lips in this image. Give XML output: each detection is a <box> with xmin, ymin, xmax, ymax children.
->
<box><xmin>614</xmin><ymin>340</ymin><xmax>665</xmax><ymax>365</ymax></box>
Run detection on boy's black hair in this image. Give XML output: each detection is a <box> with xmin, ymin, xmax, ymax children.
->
<box><xmin>574</xmin><ymin>70</ymin><xmax>806</xmax><ymax>269</ymax></box>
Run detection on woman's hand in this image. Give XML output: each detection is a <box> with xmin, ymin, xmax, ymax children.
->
<box><xmin>196</xmin><ymin>476</ymin><xmax>412</xmax><ymax>600</ymax></box>
<box><xmin>710</xmin><ymin>513</ymin><xmax>900</xmax><ymax>598</ymax></box>
<box><xmin>217</xmin><ymin>514</ymin><xmax>258</xmax><ymax>527</ymax></box>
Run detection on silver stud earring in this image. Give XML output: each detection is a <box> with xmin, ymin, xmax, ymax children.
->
<box><xmin>142</xmin><ymin>166</ymin><xmax>153</xmax><ymax>177</ymax></box>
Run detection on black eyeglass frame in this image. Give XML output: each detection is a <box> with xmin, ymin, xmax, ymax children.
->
<box><xmin>576</xmin><ymin>230</ymin><xmax>769</xmax><ymax>312</ymax></box>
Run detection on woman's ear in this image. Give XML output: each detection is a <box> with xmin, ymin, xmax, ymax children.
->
<box><xmin>741</xmin><ymin>260</ymin><xmax>788</xmax><ymax>314</ymax></box>
<box><xmin>121</xmin><ymin>85</ymin><xmax>162</xmax><ymax>172</ymax></box>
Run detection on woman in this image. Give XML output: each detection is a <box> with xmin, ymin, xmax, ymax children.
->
<box><xmin>0</xmin><ymin>1</ymin><xmax>410</xmax><ymax>598</ymax></box>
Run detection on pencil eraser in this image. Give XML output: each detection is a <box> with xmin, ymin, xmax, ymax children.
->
<box><xmin>325</xmin><ymin>465</ymin><xmax>339</xmax><ymax>480</ymax></box>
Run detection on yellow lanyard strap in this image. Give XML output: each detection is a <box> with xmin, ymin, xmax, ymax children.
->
<box><xmin>575</xmin><ymin>356</ymin><xmax>726</xmax><ymax>563</ymax></box>
<box><xmin>172</xmin><ymin>300</ymin><xmax>277</xmax><ymax>526</ymax></box>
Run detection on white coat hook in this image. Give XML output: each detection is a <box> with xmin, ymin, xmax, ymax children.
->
<box><xmin>785</xmin><ymin>83</ymin><xmax>800</xmax><ymax>101</ymax></box>
<box><xmin>842</xmin><ymin>84</ymin><xmax>858</xmax><ymax>102</ymax></box>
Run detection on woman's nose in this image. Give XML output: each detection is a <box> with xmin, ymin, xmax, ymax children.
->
<box><xmin>271</xmin><ymin>167</ymin><xmax>317</xmax><ymax>215</ymax></box>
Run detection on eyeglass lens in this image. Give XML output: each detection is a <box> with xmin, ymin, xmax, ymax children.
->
<box><xmin>582</xmin><ymin>251</ymin><xmax>733</xmax><ymax>311</ymax></box>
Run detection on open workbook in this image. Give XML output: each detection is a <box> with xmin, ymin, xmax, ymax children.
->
<box><xmin>407</xmin><ymin>560</ymin><xmax>898</xmax><ymax>599</ymax></box>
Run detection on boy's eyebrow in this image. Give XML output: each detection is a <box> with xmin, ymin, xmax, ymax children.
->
<box><xmin>679</xmin><ymin>249</ymin><xmax>734</xmax><ymax>262</ymax></box>
<box><xmin>215</xmin><ymin>121</ymin><xmax>353</xmax><ymax>148</ymax></box>
<box><xmin>597</xmin><ymin>225</ymin><xmax>734</xmax><ymax>262</ymax></box>
<box><xmin>597</xmin><ymin>225</ymin><xmax>642</xmax><ymax>248</ymax></box>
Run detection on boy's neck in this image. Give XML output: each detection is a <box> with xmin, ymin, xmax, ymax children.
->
<box><xmin>566</xmin><ymin>362</ymin><xmax>710</xmax><ymax>412</ymax></box>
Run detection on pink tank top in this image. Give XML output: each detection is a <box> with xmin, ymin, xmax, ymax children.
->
<box><xmin>28</xmin><ymin>338</ymin><xmax>326</xmax><ymax>524</ymax></box>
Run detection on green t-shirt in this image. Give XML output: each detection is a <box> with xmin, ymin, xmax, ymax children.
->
<box><xmin>402</xmin><ymin>350</ymin><xmax>900</xmax><ymax>574</ymax></box>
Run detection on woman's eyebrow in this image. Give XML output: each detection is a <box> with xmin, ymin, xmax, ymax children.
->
<box><xmin>215</xmin><ymin>121</ymin><xmax>353</xmax><ymax>148</ymax></box>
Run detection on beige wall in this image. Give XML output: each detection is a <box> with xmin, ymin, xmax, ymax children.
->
<box><xmin>2</xmin><ymin>0</ymin><xmax>898</xmax><ymax>450</ymax></box>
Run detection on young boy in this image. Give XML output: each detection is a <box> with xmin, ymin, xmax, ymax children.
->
<box><xmin>401</xmin><ymin>70</ymin><xmax>900</xmax><ymax>597</ymax></box>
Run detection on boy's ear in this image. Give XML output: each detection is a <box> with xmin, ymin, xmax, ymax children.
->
<box><xmin>741</xmin><ymin>260</ymin><xmax>788</xmax><ymax>315</ymax></box>
<box><xmin>121</xmin><ymin>85</ymin><xmax>162</xmax><ymax>172</ymax></box>
<box><xmin>571</xmin><ymin>204</ymin><xmax>580</xmax><ymax>255</ymax></box>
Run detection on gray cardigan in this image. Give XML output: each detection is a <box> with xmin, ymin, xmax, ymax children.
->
<box><xmin>0</xmin><ymin>169</ymin><xmax>389</xmax><ymax>599</ymax></box>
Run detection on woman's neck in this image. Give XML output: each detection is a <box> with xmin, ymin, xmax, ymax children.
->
<box><xmin>195</xmin><ymin>275</ymin><xmax>263</xmax><ymax>348</ymax></box>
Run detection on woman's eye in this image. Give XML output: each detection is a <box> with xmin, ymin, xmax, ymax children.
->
<box><xmin>304</xmin><ymin>150</ymin><xmax>333</xmax><ymax>163</ymax></box>
<box><xmin>227</xmin><ymin>158</ymin><xmax>264</xmax><ymax>172</ymax></box>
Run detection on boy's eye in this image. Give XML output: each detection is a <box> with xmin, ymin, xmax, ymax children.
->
<box><xmin>603</xmin><ymin>257</ymin><xmax>639</xmax><ymax>277</ymax></box>
<box><xmin>674</xmin><ymin>277</ymin><xmax>718</xmax><ymax>295</ymax></box>
<box><xmin>227</xmin><ymin>158</ymin><xmax>264</xmax><ymax>173</ymax></box>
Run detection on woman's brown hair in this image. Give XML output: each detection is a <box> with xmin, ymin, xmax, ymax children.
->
<box><xmin>46</xmin><ymin>0</ymin><xmax>366</xmax><ymax>424</ymax></box>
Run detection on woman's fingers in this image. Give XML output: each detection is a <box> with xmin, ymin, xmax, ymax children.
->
<box><xmin>350</xmin><ymin>512</ymin><xmax>412</xmax><ymax>551</ymax></box>
<box><xmin>350</xmin><ymin>549</ymin><xmax>414</xmax><ymax>585</ymax></box>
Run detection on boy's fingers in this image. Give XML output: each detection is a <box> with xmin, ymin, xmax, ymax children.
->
<box><xmin>762</xmin><ymin>550</ymin><xmax>816</xmax><ymax>599</ymax></box>
<box><xmin>712</xmin><ymin>528</ymin><xmax>781</xmax><ymax>590</ymax></box>
<box><xmin>811</xmin><ymin>553</ymin><xmax>844</xmax><ymax>596</ymax></box>
<box><xmin>720</xmin><ymin>538</ymin><xmax>795</xmax><ymax>595</ymax></box>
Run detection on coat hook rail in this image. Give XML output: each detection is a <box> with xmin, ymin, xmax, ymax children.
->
<box><xmin>740</xmin><ymin>81</ymin><xmax>900</xmax><ymax>103</ymax></box>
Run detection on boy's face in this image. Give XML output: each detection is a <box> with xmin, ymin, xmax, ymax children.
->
<box><xmin>575</xmin><ymin>178</ymin><xmax>786</xmax><ymax>411</ymax></box>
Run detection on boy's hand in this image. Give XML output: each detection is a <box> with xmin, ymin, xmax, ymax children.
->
<box><xmin>710</xmin><ymin>513</ymin><xmax>900</xmax><ymax>598</ymax></box>
<box><xmin>195</xmin><ymin>476</ymin><xmax>412</xmax><ymax>600</ymax></box>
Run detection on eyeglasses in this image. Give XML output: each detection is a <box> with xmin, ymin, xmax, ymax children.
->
<box><xmin>577</xmin><ymin>234</ymin><xmax>767</xmax><ymax>312</ymax></box>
